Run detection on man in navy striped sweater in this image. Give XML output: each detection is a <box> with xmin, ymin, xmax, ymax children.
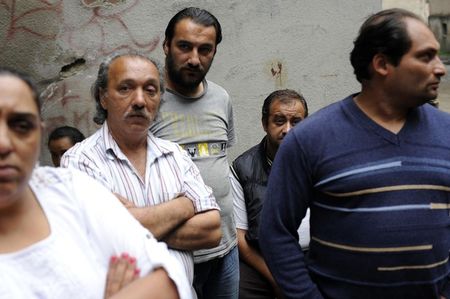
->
<box><xmin>259</xmin><ymin>8</ymin><xmax>449</xmax><ymax>299</ymax></box>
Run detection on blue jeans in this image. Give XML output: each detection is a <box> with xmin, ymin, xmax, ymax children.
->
<box><xmin>194</xmin><ymin>246</ymin><xmax>239</xmax><ymax>299</ymax></box>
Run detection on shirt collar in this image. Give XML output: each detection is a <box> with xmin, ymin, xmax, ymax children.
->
<box><xmin>166</xmin><ymin>80</ymin><xmax>208</xmax><ymax>100</ymax></box>
<box><xmin>102</xmin><ymin>122</ymin><xmax>174</xmax><ymax>164</ymax></box>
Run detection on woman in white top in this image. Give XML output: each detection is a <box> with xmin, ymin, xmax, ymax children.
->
<box><xmin>0</xmin><ymin>67</ymin><xmax>191</xmax><ymax>299</ymax></box>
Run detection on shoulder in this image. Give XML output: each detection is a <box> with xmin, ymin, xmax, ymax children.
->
<box><xmin>233</xmin><ymin>143</ymin><xmax>260</xmax><ymax>166</ymax></box>
<box><xmin>31</xmin><ymin>167</ymin><xmax>74</xmax><ymax>188</ymax></box>
<box><xmin>232</xmin><ymin>143</ymin><xmax>262</xmax><ymax>177</ymax></box>
<box><xmin>420</xmin><ymin>103</ymin><xmax>450</xmax><ymax>122</ymax></box>
<box><xmin>206</xmin><ymin>80</ymin><xmax>230</xmax><ymax>99</ymax></box>
<box><xmin>64</xmin><ymin>129</ymin><xmax>103</xmax><ymax>158</ymax></box>
<box><xmin>292</xmin><ymin>98</ymin><xmax>346</xmax><ymax>137</ymax></box>
<box><xmin>149</xmin><ymin>134</ymin><xmax>182</xmax><ymax>152</ymax></box>
<box><xmin>31</xmin><ymin>167</ymin><xmax>101</xmax><ymax>189</ymax></box>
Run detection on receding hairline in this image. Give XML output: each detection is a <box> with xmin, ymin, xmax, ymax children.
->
<box><xmin>107</xmin><ymin>55</ymin><xmax>161</xmax><ymax>83</ymax></box>
<box><xmin>269</xmin><ymin>96</ymin><xmax>306</xmax><ymax>112</ymax></box>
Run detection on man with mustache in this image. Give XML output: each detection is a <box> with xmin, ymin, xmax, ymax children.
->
<box><xmin>150</xmin><ymin>7</ymin><xmax>238</xmax><ymax>299</ymax></box>
<box><xmin>61</xmin><ymin>53</ymin><xmax>221</xmax><ymax>298</ymax></box>
<box><xmin>259</xmin><ymin>9</ymin><xmax>450</xmax><ymax>299</ymax></box>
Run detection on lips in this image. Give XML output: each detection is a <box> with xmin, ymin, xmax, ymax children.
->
<box><xmin>126</xmin><ymin>112</ymin><xmax>149</xmax><ymax>120</ymax></box>
<box><xmin>0</xmin><ymin>165</ymin><xmax>19</xmax><ymax>181</ymax></box>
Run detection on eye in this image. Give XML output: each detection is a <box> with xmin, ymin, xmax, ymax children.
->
<box><xmin>145</xmin><ymin>86</ymin><xmax>157</xmax><ymax>96</ymax></box>
<box><xmin>273</xmin><ymin>117</ymin><xmax>286</xmax><ymax>126</ymax></box>
<box><xmin>118</xmin><ymin>85</ymin><xmax>131</xmax><ymax>93</ymax></box>
<box><xmin>291</xmin><ymin>118</ymin><xmax>303</xmax><ymax>126</ymax></box>
<box><xmin>419</xmin><ymin>51</ymin><xmax>435</xmax><ymax>62</ymax></box>
<box><xmin>9</xmin><ymin>118</ymin><xmax>37</xmax><ymax>134</ymax></box>
<box><xmin>199</xmin><ymin>46</ymin><xmax>213</xmax><ymax>56</ymax></box>
<box><xmin>177</xmin><ymin>43</ymin><xmax>191</xmax><ymax>51</ymax></box>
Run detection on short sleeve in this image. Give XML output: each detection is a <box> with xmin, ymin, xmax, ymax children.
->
<box><xmin>226</xmin><ymin>95</ymin><xmax>236</xmax><ymax>147</ymax></box>
<box><xmin>180</xmin><ymin>148</ymin><xmax>220</xmax><ymax>213</ymax></box>
<box><xmin>229</xmin><ymin>170</ymin><xmax>248</xmax><ymax>230</ymax></box>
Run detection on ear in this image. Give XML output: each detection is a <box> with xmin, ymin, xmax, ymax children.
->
<box><xmin>163</xmin><ymin>39</ymin><xmax>170</xmax><ymax>56</ymax></box>
<box><xmin>262</xmin><ymin>118</ymin><xmax>268</xmax><ymax>133</ymax></box>
<box><xmin>371</xmin><ymin>53</ymin><xmax>390</xmax><ymax>77</ymax></box>
<box><xmin>100</xmin><ymin>89</ymin><xmax>107</xmax><ymax>110</ymax></box>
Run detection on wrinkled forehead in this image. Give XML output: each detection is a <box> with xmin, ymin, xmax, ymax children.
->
<box><xmin>108</xmin><ymin>56</ymin><xmax>160</xmax><ymax>84</ymax></box>
<box><xmin>270</xmin><ymin>97</ymin><xmax>305</xmax><ymax>113</ymax></box>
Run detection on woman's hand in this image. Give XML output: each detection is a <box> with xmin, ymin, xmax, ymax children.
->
<box><xmin>104</xmin><ymin>253</ymin><xmax>140</xmax><ymax>299</ymax></box>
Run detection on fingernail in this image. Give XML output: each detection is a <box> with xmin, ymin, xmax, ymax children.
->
<box><xmin>134</xmin><ymin>268</ymin><xmax>141</xmax><ymax>277</ymax></box>
<box><xmin>110</xmin><ymin>256</ymin><xmax>117</xmax><ymax>263</ymax></box>
<box><xmin>128</xmin><ymin>257</ymin><xmax>136</xmax><ymax>264</ymax></box>
<box><xmin>121</xmin><ymin>252</ymin><xmax>129</xmax><ymax>258</ymax></box>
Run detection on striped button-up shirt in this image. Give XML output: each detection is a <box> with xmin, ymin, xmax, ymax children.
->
<box><xmin>61</xmin><ymin>123</ymin><xmax>219</xmax><ymax>295</ymax></box>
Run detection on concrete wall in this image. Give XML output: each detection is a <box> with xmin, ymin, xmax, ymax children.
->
<box><xmin>0</xmin><ymin>0</ymin><xmax>381</xmax><ymax>165</ymax></box>
<box><xmin>430</xmin><ymin>0</ymin><xmax>450</xmax><ymax>15</ymax></box>
<box><xmin>382</xmin><ymin>0</ymin><xmax>430</xmax><ymax>20</ymax></box>
<box><xmin>430</xmin><ymin>15</ymin><xmax>450</xmax><ymax>52</ymax></box>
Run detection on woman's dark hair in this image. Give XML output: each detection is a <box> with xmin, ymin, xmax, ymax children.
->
<box><xmin>0</xmin><ymin>66</ymin><xmax>41</xmax><ymax>114</ymax></box>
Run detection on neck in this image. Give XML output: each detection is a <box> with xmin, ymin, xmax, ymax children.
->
<box><xmin>107</xmin><ymin>122</ymin><xmax>148</xmax><ymax>179</ymax></box>
<box><xmin>354</xmin><ymin>85</ymin><xmax>410</xmax><ymax>134</ymax></box>
<box><xmin>107</xmin><ymin>122</ymin><xmax>147</xmax><ymax>154</ymax></box>
<box><xmin>165</xmin><ymin>72</ymin><xmax>204</xmax><ymax>98</ymax></box>
<box><xmin>0</xmin><ymin>186</ymin><xmax>50</xmax><ymax>253</ymax></box>
<box><xmin>265</xmin><ymin>138</ymin><xmax>277</xmax><ymax>161</ymax></box>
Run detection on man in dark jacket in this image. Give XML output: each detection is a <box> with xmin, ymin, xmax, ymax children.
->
<box><xmin>230</xmin><ymin>89</ymin><xmax>309</xmax><ymax>299</ymax></box>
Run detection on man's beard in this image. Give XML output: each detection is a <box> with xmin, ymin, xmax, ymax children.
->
<box><xmin>165</xmin><ymin>51</ymin><xmax>211</xmax><ymax>92</ymax></box>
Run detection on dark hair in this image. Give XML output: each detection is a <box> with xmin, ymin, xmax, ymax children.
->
<box><xmin>164</xmin><ymin>7</ymin><xmax>222</xmax><ymax>48</ymax></box>
<box><xmin>350</xmin><ymin>8</ymin><xmax>424</xmax><ymax>83</ymax></box>
<box><xmin>48</xmin><ymin>126</ymin><xmax>85</xmax><ymax>146</ymax></box>
<box><xmin>92</xmin><ymin>52</ymin><xmax>164</xmax><ymax>125</ymax></box>
<box><xmin>262</xmin><ymin>89</ymin><xmax>308</xmax><ymax>125</ymax></box>
<box><xmin>0</xmin><ymin>66</ymin><xmax>41</xmax><ymax>115</ymax></box>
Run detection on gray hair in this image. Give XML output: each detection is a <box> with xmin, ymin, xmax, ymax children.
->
<box><xmin>92</xmin><ymin>52</ymin><xmax>165</xmax><ymax>125</ymax></box>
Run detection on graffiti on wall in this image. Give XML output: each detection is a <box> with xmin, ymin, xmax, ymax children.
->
<box><xmin>2</xmin><ymin>0</ymin><xmax>160</xmax><ymax>55</ymax></box>
<box><xmin>0</xmin><ymin>0</ymin><xmax>161</xmax><ymax>149</ymax></box>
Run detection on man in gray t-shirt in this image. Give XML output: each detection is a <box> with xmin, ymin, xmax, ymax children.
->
<box><xmin>150</xmin><ymin>7</ymin><xmax>238</xmax><ymax>299</ymax></box>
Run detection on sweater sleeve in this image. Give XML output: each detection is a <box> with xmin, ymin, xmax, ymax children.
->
<box><xmin>259</xmin><ymin>131</ymin><xmax>323</xmax><ymax>299</ymax></box>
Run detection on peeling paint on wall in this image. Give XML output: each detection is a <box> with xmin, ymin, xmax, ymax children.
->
<box><xmin>82</xmin><ymin>0</ymin><xmax>126</xmax><ymax>8</ymax></box>
<box><xmin>266</xmin><ymin>60</ymin><xmax>287</xmax><ymax>89</ymax></box>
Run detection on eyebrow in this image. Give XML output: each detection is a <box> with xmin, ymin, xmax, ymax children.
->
<box><xmin>117</xmin><ymin>78</ymin><xmax>159</xmax><ymax>85</ymax></box>
<box><xmin>10</xmin><ymin>112</ymin><xmax>39</xmax><ymax>119</ymax></box>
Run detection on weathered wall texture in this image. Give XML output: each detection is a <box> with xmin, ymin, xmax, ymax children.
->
<box><xmin>0</xmin><ymin>0</ymin><xmax>381</xmax><ymax>165</ymax></box>
<box><xmin>429</xmin><ymin>0</ymin><xmax>450</xmax><ymax>53</ymax></box>
<box><xmin>382</xmin><ymin>0</ymin><xmax>429</xmax><ymax>20</ymax></box>
<box><xmin>430</xmin><ymin>0</ymin><xmax>450</xmax><ymax>15</ymax></box>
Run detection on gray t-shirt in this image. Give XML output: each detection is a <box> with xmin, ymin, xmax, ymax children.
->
<box><xmin>150</xmin><ymin>80</ymin><xmax>236</xmax><ymax>263</ymax></box>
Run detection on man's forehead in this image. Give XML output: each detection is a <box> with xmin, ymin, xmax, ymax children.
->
<box><xmin>271</xmin><ymin>98</ymin><xmax>304</xmax><ymax>109</ymax></box>
<box><xmin>173</xmin><ymin>18</ymin><xmax>217</xmax><ymax>43</ymax></box>
<box><xmin>108</xmin><ymin>56</ymin><xmax>159</xmax><ymax>81</ymax></box>
<box><xmin>405</xmin><ymin>17</ymin><xmax>439</xmax><ymax>50</ymax></box>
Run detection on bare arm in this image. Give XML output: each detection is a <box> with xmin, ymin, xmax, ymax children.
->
<box><xmin>116</xmin><ymin>194</ymin><xmax>195</xmax><ymax>240</ymax></box>
<box><xmin>163</xmin><ymin>209</ymin><xmax>221</xmax><ymax>250</ymax></box>
<box><xmin>116</xmin><ymin>193</ymin><xmax>221</xmax><ymax>250</ymax></box>
<box><xmin>237</xmin><ymin>229</ymin><xmax>283</xmax><ymax>298</ymax></box>
<box><xmin>109</xmin><ymin>268</ymin><xmax>179</xmax><ymax>299</ymax></box>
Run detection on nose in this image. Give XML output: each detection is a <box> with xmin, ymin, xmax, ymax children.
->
<box><xmin>434</xmin><ymin>56</ymin><xmax>447</xmax><ymax>78</ymax></box>
<box><xmin>281</xmin><ymin>122</ymin><xmax>293</xmax><ymax>136</ymax></box>
<box><xmin>132</xmin><ymin>88</ymin><xmax>146</xmax><ymax>109</ymax></box>
<box><xmin>0</xmin><ymin>123</ymin><xmax>12</xmax><ymax>158</ymax></box>
<box><xmin>187</xmin><ymin>49</ymin><xmax>200</xmax><ymax>68</ymax></box>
